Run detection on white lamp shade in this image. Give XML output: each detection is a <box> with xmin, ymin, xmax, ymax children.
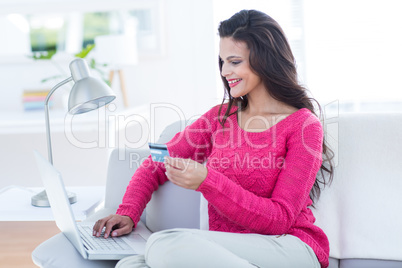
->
<box><xmin>67</xmin><ymin>58</ymin><xmax>116</xmax><ymax>114</ymax></box>
<box><xmin>68</xmin><ymin>77</ymin><xmax>116</xmax><ymax>114</ymax></box>
<box><xmin>95</xmin><ymin>34</ymin><xmax>138</xmax><ymax>67</ymax></box>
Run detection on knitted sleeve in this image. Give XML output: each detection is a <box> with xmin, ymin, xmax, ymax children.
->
<box><xmin>197</xmin><ymin>113</ymin><xmax>324</xmax><ymax>234</ymax></box>
<box><xmin>116</xmin><ymin>106</ymin><xmax>219</xmax><ymax>225</ymax></box>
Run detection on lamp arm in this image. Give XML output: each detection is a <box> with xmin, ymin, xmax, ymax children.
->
<box><xmin>45</xmin><ymin>77</ymin><xmax>73</xmax><ymax>164</ymax></box>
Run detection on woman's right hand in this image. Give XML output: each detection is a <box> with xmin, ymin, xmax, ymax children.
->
<box><xmin>92</xmin><ymin>214</ymin><xmax>134</xmax><ymax>239</ymax></box>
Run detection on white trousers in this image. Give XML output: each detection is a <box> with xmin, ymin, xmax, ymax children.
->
<box><xmin>116</xmin><ymin>228</ymin><xmax>320</xmax><ymax>268</ymax></box>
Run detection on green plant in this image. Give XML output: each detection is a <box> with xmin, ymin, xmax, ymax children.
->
<box><xmin>30</xmin><ymin>44</ymin><xmax>110</xmax><ymax>85</ymax></box>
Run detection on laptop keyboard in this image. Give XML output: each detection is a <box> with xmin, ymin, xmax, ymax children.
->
<box><xmin>78</xmin><ymin>225</ymin><xmax>132</xmax><ymax>251</ymax></box>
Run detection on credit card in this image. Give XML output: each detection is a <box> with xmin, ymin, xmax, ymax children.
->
<box><xmin>148</xmin><ymin>143</ymin><xmax>170</xmax><ymax>162</ymax></box>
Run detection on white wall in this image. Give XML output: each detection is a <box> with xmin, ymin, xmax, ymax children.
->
<box><xmin>304</xmin><ymin>0</ymin><xmax>402</xmax><ymax>107</ymax></box>
<box><xmin>124</xmin><ymin>0</ymin><xmax>219</xmax><ymax>128</ymax></box>
<box><xmin>0</xmin><ymin>0</ymin><xmax>219</xmax><ymax>188</ymax></box>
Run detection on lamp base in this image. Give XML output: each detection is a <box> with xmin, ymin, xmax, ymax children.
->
<box><xmin>31</xmin><ymin>190</ymin><xmax>77</xmax><ymax>207</ymax></box>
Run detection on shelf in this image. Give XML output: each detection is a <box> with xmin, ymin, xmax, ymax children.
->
<box><xmin>0</xmin><ymin>104</ymin><xmax>152</xmax><ymax>135</ymax></box>
<box><xmin>0</xmin><ymin>108</ymin><xmax>108</xmax><ymax>134</ymax></box>
<box><xmin>0</xmin><ymin>186</ymin><xmax>105</xmax><ymax>221</ymax></box>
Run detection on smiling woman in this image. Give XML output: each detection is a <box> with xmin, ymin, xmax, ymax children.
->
<box><xmin>219</xmin><ymin>38</ymin><xmax>263</xmax><ymax>99</ymax></box>
<box><xmin>91</xmin><ymin>9</ymin><xmax>334</xmax><ymax>268</ymax></box>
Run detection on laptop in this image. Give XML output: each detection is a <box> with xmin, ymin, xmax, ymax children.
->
<box><xmin>34</xmin><ymin>150</ymin><xmax>151</xmax><ymax>260</ymax></box>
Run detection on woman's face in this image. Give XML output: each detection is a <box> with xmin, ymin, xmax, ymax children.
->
<box><xmin>219</xmin><ymin>37</ymin><xmax>264</xmax><ymax>98</ymax></box>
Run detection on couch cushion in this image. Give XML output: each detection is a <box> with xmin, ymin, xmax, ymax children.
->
<box><xmin>313</xmin><ymin>112</ymin><xmax>402</xmax><ymax>261</ymax></box>
<box><xmin>32</xmin><ymin>233</ymin><xmax>117</xmax><ymax>268</ymax></box>
<box><xmin>340</xmin><ymin>259</ymin><xmax>402</xmax><ymax>268</ymax></box>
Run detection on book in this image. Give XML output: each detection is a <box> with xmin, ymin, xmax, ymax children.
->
<box><xmin>22</xmin><ymin>89</ymin><xmax>52</xmax><ymax>111</ymax></box>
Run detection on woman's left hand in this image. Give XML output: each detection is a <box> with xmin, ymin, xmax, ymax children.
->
<box><xmin>164</xmin><ymin>157</ymin><xmax>208</xmax><ymax>190</ymax></box>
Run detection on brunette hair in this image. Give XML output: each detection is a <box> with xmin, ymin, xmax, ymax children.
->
<box><xmin>217</xmin><ymin>9</ymin><xmax>334</xmax><ymax>203</ymax></box>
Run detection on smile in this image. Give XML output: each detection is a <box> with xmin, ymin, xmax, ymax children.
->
<box><xmin>228</xmin><ymin>78</ymin><xmax>242</xmax><ymax>84</ymax></box>
<box><xmin>228</xmin><ymin>78</ymin><xmax>242</xmax><ymax>87</ymax></box>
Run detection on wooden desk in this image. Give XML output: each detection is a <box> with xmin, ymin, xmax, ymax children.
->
<box><xmin>0</xmin><ymin>221</ymin><xmax>60</xmax><ymax>268</ymax></box>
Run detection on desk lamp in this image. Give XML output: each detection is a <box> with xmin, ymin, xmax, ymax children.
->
<box><xmin>31</xmin><ymin>58</ymin><xmax>116</xmax><ymax>207</ymax></box>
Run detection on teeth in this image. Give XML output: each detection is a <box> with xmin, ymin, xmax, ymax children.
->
<box><xmin>228</xmin><ymin>79</ymin><xmax>241</xmax><ymax>84</ymax></box>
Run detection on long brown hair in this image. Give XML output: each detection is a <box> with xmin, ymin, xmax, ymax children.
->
<box><xmin>217</xmin><ymin>9</ymin><xmax>334</xmax><ymax>203</ymax></box>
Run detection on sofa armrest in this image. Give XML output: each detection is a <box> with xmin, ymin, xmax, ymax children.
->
<box><xmin>313</xmin><ymin>112</ymin><xmax>402</xmax><ymax>261</ymax></box>
<box><xmin>146</xmin><ymin>181</ymin><xmax>201</xmax><ymax>232</ymax></box>
<box><xmin>99</xmin><ymin>119</ymin><xmax>201</xmax><ymax>231</ymax></box>
<box><xmin>104</xmin><ymin>148</ymin><xmax>150</xmax><ymax>210</ymax></box>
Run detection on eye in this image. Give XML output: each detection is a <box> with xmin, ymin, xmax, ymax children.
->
<box><xmin>231</xmin><ymin>61</ymin><xmax>241</xmax><ymax>65</ymax></box>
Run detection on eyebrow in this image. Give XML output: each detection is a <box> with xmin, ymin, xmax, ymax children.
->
<box><xmin>219</xmin><ymin>55</ymin><xmax>242</xmax><ymax>61</ymax></box>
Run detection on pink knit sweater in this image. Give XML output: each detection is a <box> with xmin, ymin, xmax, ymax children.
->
<box><xmin>117</xmin><ymin>104</ymin><xmax>329</xmax><ymax>268</ymax></box>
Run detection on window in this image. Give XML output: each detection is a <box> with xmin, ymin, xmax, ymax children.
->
<box><xmin>28</xmin><ymin>14</ymin><xmax>66</xmax><ymax>52</ymax></box>
<box><xmin>82</xmin><ymin>12</ymin><xmax>113</xmax><ymax>48</ymax></box>
<box><xmin>213</xmin><ymin>0</ymin><xmax>402</xmax><ymax>112</ymax></box>
<box><xmin>0</xmin><ymin>0</ymin><xmax>165</xmax><ymax>59</ymax></box>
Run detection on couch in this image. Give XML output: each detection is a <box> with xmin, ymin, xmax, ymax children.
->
<box><xmin>32</xmin><ymin>113</ymin><xmax>402</xmax><ymax>267</ymax></box>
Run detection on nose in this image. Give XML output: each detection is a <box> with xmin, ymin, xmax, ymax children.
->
<box><xmin>220</xmin><ymin>62</ymin><xmax>231</xmax><ymax>78</ymax></box>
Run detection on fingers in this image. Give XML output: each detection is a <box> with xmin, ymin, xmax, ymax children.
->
<box><xmin>108</xmin><ymin>224</ymin><xmax>132</xmax><ymax>238</ymax></box>
<box><xmin>93</xmin><ymin>215</ymin><xmax>113</xmax><ymax>237</ymax></box>
<box><xmin>165</xmin><ymin>162</ymin><xmax>190</xmax><ymax>187</ymax></box>
<box><xmin>164</xmin><ymin>157</ymin><xmax>191</xmax><ymax>171</ymax></box>
<box><xmin>164</xmin><ymin>158</ymin><xmax>207</xmax><ymax>190</ymax></box>
<box><xmin>103</xmin><ymin>217</ymin><xmax>120</xmax><ymax>238</ymax></box>
<box><xmin>107</xmin><ymin>216</ymin><xmax>134</xmax><ymax>238</ymax></box>
<box><xmin>93</xmin><ymin>215</ymin><xmax>134</xmax><ymax>238</ymax></box>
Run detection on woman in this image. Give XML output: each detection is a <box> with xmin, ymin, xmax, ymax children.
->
<box><xmin>94</xmin><ymin>9</ymin><xmax>334</xmax><ymax>268</ymax></box>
